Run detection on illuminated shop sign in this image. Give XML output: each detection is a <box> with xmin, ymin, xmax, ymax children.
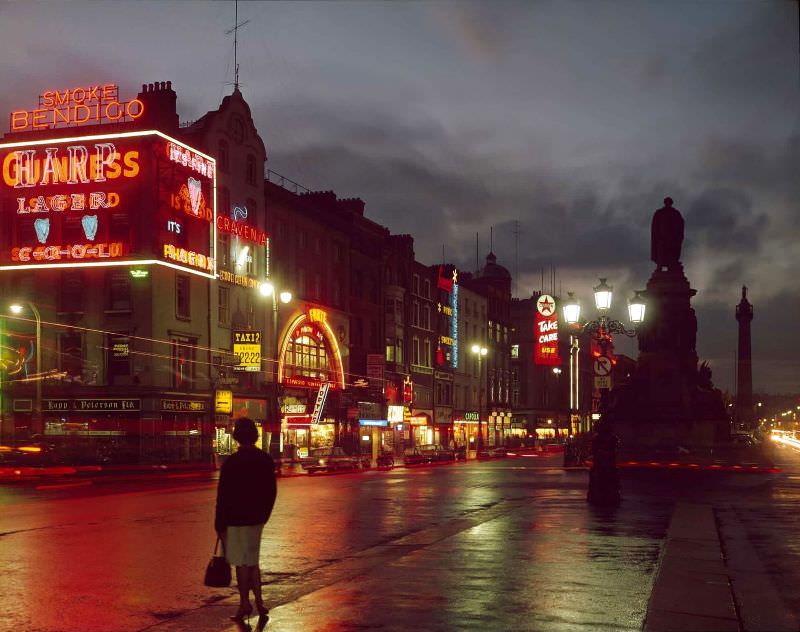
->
<box><xmin>218</xmin><ymin>269</ymin><xmax>260</xmax><ymax>288</ymax></box>
<box><xmin>387</xmin><ymin>405</ymin><xmax>405</xmax><ymax>422</ymax></box>
<box><xmin>534</xmin><ymin>294</ymin><xmax>561</xmax><ymax>366</ymax></box>
<box><xmin>44</xmin><ymin>398</ymin><xmax>141</xmax><ymax>411</ymax></box>
<box><xmin>0</xmin><ymin>130</ymin><xmax>216</xmax><ymax>278</ymax></box>
<box><xmin>436</xmin><ymin>266</ymin><xmax>458</xmax><ymax>368</ymax></box>
<box><xmin>359</xmin><ymin>419</ymin><xmax>388</xmax><ymax>427</ymax></box>
<box><xmin>9</xmin><ymin>83</ymin><xmax>144</xmax><ymax>132</ymax></box>
<box><xmin>160</xmin><ymin>399</ymin><xmax>207</xmax><ymax>412</ymax></box>
<box><xmin>232</xmin><ymin>330</ymin><xmax>262</xmax><ymax>372</ymax></box>
<box><xmin>215</xmin><ymin>390</ymin><xmax>233</xmax><ymax>414</ymax></box>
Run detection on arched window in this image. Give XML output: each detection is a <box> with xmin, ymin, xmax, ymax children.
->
<box><xmin>285</xmin><ymin>329</ymin><xmax>331</xmax><ymax>381</ymax></box>
<box><xmin>218</xmin><ymin>140</ymin><xmax>229</xmax><ymax>172</ymax></box>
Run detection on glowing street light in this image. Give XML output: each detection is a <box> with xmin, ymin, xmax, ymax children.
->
<box><xmin>7</xmin><ymin>301</ymin><xmax>42</xmax><ymax>435</ymax></box>
<box><xmin>593</xmin><ymin>278</ymin><xmax>613</xmax><ymax>312</ymax></box>
<box><xmin>470</xmin><ymin>344</ymin><xmax>488</xmax><ymax>455</ymax></box>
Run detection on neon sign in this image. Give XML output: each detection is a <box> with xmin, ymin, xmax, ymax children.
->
<box><xmin>0</xmin><ymin>130</ymin><xmax>215</xmax><ymax>279</ymax></box>
<box><xmin>436</xmin><ymin>266</ymin><xmax>458</xmax><ymax>368</ymax></box>
<box><xmin>2</xmin><ymin>144</ymin><xmax>140</xmax><ymax>188</ymax></box>
<box><xmin>9</xmin><ymin>84</ymin><xmax>144</xmax><ymax>132</ymax></box>
<box><xmin>216</xmin><ymin>215</ymin><xmax>267</xmax><ymax>244</ymax></box>
<box><xmin>278</xmin><ymin>312</ymin><xmax>345</xmax><ymax>390</ymax></box>
<box><xmin>12</xmin><ymin>242</ymin><xmax>124</xmax><ymax>262</ymax></box>
<box><xmin>534</xmin><ymin>294</ymin><xmax>561</xmax><ymax>366</ymax></box>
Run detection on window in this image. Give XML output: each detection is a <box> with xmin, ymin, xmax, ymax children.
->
<box><xmin>386</xmin><ymin>338</ymin><xmax>395</xmax><ymax>362</ymax></box>
<box><xmin>59</xmin><ymin>332</ymin><xmax>83</xmax><ymax>378</ymax></box>
<box><xmin>334</xmin><ymin>242</ymin><xmax>343</xmax><ymax>263</ymax></box>
<box><xmin>413</xmin><ymin>301</ymin><xmax>420</xmax><ymax>327</ymax></box>
<box><xmin>59</xmin><ymin>271</ymin><xmax>84</xmax><ymax>313</ymax></box>
<box><xmin>246</xmin><ymin>155</ymin><xmax>257</xmax><ymax>185</ymax></box>
<box><xmin>107</xmin><ymin>271</ymin><xmax>131</xmax><ymax>312</ymax></box>
<box><xmin>313</xmin><ymin>273</ymin><xmax>322</xmax><ymax>300</ymax></box>
<box><xmin>423</xmin><ymin>339</ymin><xmax>431</xmax><ymax>367</ymax></box>
<box><xmin>423</xmin><ymin>305</ymin><xmax>430</xmax><ymax>330</ymax></box>
<box><xmin>396</xmin><ymin>338</ymin><xmax>403</xmax><ymax>364</ymax></box>
<box><xmin>218</xmin><ymin>287</ymin><xmax>230</xmax><ymax>325</ymax></box>
<box><xmin>176</xmin><ymin>274</ymin><xmax>190</xmax><ymax>319</ymax></box>
<box><xmin>218</xmin><ymin>140</ymin><xmax>229</xmax><ymax>172</ymax></box>
<box><xmin>171</xmin><ymin>336</ymin><xmax>196</xmax><ymax>389</ymax></box>
<box><xmin>413</xmin><ymin>274</ymin><xmax>420</xmax><ymax>295</ymax></box>
<box><xmin>285</xmin><ymin>332</ymin><xmax>332</xmax><ymax>381</ymax></box>
<box><xmin>385</xmin><ymin>298</ymin><xmax>394</xmax><ymax>314</ymax></box>
<box><xmin>109</xmin><ymin>212</ymin><xmax>130</xmax><ymax>242</ymax></box>
<box><xmin>246</xmin><ymin>296</ymin><xmax>255</xmax><ymax>328</ymax></box>
<box><xmin>511</xmin><ymin>344</ymin><xmax>519</xmax><ymax>359</ymax></box>
<box><xmin>220</xmin><ymin>187</ymin><xmax>231</xmax><ymax>217</ymax></box>
<box><xmin>412</xmin><ymin>337</ymin><xmax>420</xmax><ymax>365</ymax></box>
<box><xmin>297</xmin><ymin>268</ymin><xmax>306</xmax><ymax>298</ymax></box>
<box><xmin>107</xmin><ymin>333</ymin><xmax>130</xmax><ymax>383</ymax></box>
<box><xmin>219</xmin><ymin>233</ymin><xmax>231</xmax><ymax>270</ymax></box>
<box><xmin>424</xmin><ymin>279</ymin><xmax>431</xmax><ymax>299</ymax></box>
<box><xmin>246</xmin><ymin>245</ymin><xmax>255</xmax><ymax>276</ymax></box>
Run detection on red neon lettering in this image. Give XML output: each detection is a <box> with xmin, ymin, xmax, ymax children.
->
<box><xmin>10</xmin><ymin>111</ymin><xmax>28</xmax><ymax>130</ymax></box>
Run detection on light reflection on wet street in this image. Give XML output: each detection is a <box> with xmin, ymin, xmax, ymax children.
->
<box><xmin>1</xmin><ymin>448</ymin><xmax>799</xmax><ymax>631</ymax></box>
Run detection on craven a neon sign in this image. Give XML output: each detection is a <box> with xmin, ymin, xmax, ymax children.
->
<box><xmin>10</xmin><ymin>84</ymin><xmax>144</xmax><ymax>132</ymax></box>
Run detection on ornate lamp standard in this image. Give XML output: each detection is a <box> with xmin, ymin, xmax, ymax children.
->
<box><xmin>470</xmin><ymin>343</ymin><xmax>487</xmax><ymax>456</ymax></box>
<box><xmin>9</xmin><ymin>302</ymin><xmax>42</xmax><ymax>439</ymax></box>
<box><xmin>259</xmin><ymin>281</ymin><xmax>292</xmax><ymax>457</ymax></box>
<box><xmin>562</xmin><ymin>279</ymin><xmax>646</xmax><ymax>504</ymax></box>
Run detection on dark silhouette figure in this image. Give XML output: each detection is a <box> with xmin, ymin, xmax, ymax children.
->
<box><xmin>215</xmin><ymin>417</ymin><xmax>277</xmax><ymax>624</ymax></box>
<box><xmin>651</xmin><ymin>197</ymin><xmax>684</xmax><ymax>269</ymax></box>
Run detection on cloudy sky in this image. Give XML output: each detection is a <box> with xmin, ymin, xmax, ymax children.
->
<box><xmin>0</xmin><ymin>1</ymin><xmax>797</xmax><ymax>393</ymax></box>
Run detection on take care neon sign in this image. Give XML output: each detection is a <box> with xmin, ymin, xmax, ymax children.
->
<box><xmin>10</xmin><ymin>84</ymin><xmax>144</xmax><ymax>132</ymax></box>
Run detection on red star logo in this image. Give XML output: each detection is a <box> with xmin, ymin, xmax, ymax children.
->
<box><xmin>538</xmin><ymin>295</ymin><xmax>555</xmax><ymax>316</ymax></box>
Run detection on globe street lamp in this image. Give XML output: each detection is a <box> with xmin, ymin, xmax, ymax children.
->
<box><xmin>8</xmin><ymin>302</ymin><xmax>42</xmax><ymax>438</ymax></box>
<box><xmin>470</xmin><ymin>344</ymin><xmax>487</xmax><ymax>456</ymax></box>
<box><xmin>258</xmin><ymin>280</ymin><xmax>292</xmax><ymax>457</ymax></box>
<box><xmin>563</xmin><ymin>279</ymin><xmax>646</xmax><ymax>505</ymax></box>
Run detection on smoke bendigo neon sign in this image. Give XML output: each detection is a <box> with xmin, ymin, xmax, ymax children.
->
<box><xmin>0</xmin><ymin>130</ymin><xmax>216</xmax><ymax>277</ymax></box>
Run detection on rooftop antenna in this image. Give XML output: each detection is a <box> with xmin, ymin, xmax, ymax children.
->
<box><xmin>226</xmin><ymin>0</ymin><xmax>250</xmax><ymax>90</ymax></box>
<box><xmin>442</xmin><ymin>244</ymin><xmax>445</xmax><ymax>266</ymax></box>
<box><xmin>513</xmin><ymin>220</ymin><xmax>520</xmax><ymax>298</ymax></box>
<box><xmin>490</xmin><ymin>226</ymin><xmax>494</xmax><ymax>253</ymax></box>
<box><xmin>476</xmin><ymin>232</ymin><xmax>479</xmax><ymax>274</ymax></box>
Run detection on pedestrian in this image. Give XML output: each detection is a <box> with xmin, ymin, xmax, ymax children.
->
<box><xmin>214</xmin><ymin>417</ymin><xmax>277</xmax><ymax>623</ymax></box>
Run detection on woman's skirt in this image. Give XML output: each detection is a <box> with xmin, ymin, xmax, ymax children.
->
<box><xmin>224</xmin><ymin>523</ymin><xmax>265</xmax><ymax>566</ymax></box>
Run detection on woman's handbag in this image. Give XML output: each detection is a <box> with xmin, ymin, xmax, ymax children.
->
<box><xmin>204</xmin><ymin>536</ymin><xmax>231</xmax><ymax>587</ymax></box>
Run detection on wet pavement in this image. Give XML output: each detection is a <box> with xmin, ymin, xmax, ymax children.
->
<box><xmin>1</xmin><ymin>446</ymin><xmax>799</xmax><ymax>631</ymax></box>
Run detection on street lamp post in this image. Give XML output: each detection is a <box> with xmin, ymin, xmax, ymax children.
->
<box><xmin>259</xmin><ymin>281</ymin><xmax>292</xmax><ymax>458</ymax></box>
<box><xmin>9</xmin><ymin>302</ymin><xmax>42</xmax><ymax>438</ymax></box>
<box><xmin>470</xmin><ymin>344</ymin><xmax>487</xmax><ymax>456</ymax></box>
<box><xmin>563</xmin><ymin>279</ymin><xmax>646</xmax><ymax>505</ymax></box>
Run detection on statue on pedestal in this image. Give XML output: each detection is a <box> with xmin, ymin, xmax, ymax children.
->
<box><xmin>651</xmin><ymin>197</ymin><xmax>684</xmax><ymax>271</ymax></box>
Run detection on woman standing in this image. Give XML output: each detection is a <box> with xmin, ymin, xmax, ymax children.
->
<box><xmin>215</xmin><ymin>417</ymin><xmax>277</xmax><ymax>622</ymax></box>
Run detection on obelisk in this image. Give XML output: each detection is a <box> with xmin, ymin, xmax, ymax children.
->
<box><xmin>735</xmin><ymin>286</ymin><xmax>753</xmax><ymax>428</ymax></box>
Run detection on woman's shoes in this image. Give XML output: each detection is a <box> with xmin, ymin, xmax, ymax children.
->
<box><xmin>230</xmin><ymin>604</ymin><xmax>253</xmax><ymax>621</ymax></box>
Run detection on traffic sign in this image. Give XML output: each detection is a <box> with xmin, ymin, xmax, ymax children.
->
<box><xmin>594</xmin><ymin>375</ymin><xmax>611</xmax><ymax>389</ymax></box>
<box><xmin>593</xmin><ymin>355</ymin><xmax>612</xmax><ymax>376</ymax></box>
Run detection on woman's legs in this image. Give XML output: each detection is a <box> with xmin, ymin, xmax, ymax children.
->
<box><xmin>249</xmin><ymin>565</ymin><xmax>267</xmax><ymax>614</ymax></box>
<box><xmin>235</xmin><ymin>565</ymin><xmax>251</xmax><ymax>612</ymax></box>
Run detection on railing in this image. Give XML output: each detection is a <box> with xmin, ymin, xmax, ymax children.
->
<box><xmin>265</xmin><ymin>168</ymin><xmax>311</xmax><ymax>195</ymax></box>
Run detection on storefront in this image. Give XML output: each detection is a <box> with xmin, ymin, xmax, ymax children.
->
<box><xmin>30</xmin><ymin>394</ymin><xmax>211</xmax><ymax>464</ymax></box>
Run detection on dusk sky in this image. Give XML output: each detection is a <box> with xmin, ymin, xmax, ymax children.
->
<box><xmin>0</xmin><ymin>1</ymin><xmax>797</xmax><ymax>393</ymax></box>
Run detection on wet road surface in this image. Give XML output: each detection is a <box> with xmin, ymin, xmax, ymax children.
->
<box><xmin>1</xmin><ymin>447</ymin><xmax>798</xmax><ymax>632</ymax></box>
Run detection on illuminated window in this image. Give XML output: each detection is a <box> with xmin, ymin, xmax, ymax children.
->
<box><xmin>218</xmin><ymin>287</ymin><xmax>230</xmax><ymax>325</ymax></box>
<box><xmin>171</xmin><ymin>336</ymin><xmax>196</xmax><ymax>389</ymax></box>
<box><xmin>511</xmin><ymin>344</ymin><xmax>519</xmax><ymax>359</ymax></box>
<box><xmin>396</xmin><ymin>338</ymin><xmax>403</xmax><ymax>364</ymax></box>
<box><xmin>176</xmin><ymin>274</ymin><xmax>190</xmax><ymax>320</ymax></box>
<box><xmin>106</xmin><ymin>271</ymin><xmax>131</xmax><ymax>312</ymax></box>
<box><xmin>386</xmin><ymin>338</ymin><xmax>395</xmax><ymax>362</ymax></box>
<box><xmin>107</xmin><ymin>333</ymin><xmax>130</xmax><ymax>383</ymax></box>
<box><xmin>246</xmin><ymin>155</ymin><xmax>256</xmax><ymax>185</ymax></box>
<box><xmin>285</xmin><ymin>331</ymin><xmax>332</xmax><ymax>381</ymax></box>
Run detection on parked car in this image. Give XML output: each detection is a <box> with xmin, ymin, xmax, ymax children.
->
<box><xmin>419</xmin><ymin>445</ymin><xmax>455</xmax><ymax>462</ymax></box>
<box><xmin>403</xmin><ymin>447</ymin><xmax>430</xmax><ymax>466</ymax></box>
<box><xmin>301</xmin><ymin>447</ymin><xmax>360</xmax><ymax>473</ymax></box>
<box><xmin>731</xmin><ymin>433</ymin><xmax>756</xmax><ymax>447</ymax></box>
<box><xmin>376</xmin><ymin>452</ymin><xmax>394</xmax><ymax>468</ymax></box>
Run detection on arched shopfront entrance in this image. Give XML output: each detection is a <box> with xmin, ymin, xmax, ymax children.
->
<box><xmin>277</xmin><ymin>310</ymin><xmax>345</xmax><ymax>457</ymax></box>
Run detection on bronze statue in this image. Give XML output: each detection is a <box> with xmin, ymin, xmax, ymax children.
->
<box><xmin>651</xmin><ymin>197</ymin><xmax>684</xmax><ymax>269</ymax></box>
